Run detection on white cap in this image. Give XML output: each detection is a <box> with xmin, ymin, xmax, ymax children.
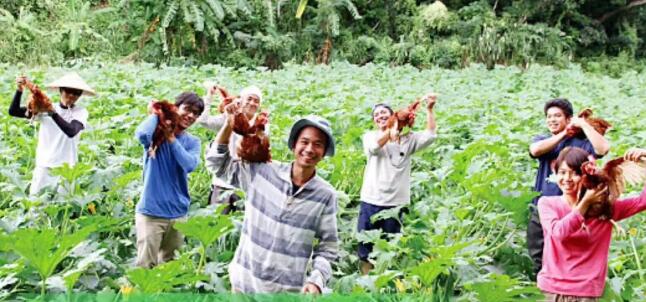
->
<box><xmin>239</xmin><ymin>86</ymin><xmax>262</xmax><ymax>103</ymax></box>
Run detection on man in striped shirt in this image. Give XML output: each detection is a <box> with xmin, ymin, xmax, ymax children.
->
<box><xmin>205</xmin><ymin>104</ymin><xmax>338</xmax><ymax>293</ymax></box>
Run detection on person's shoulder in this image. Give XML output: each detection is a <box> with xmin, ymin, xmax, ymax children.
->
<box><xmin>363</xmin><ymin>129</ymin><xmax>379</xmax><ymax>137</ymax></box>
<box><xmin>537</xmin><ymin>195</ymin><xmax>561</xmax><ymax>208</ymax></box>
<box><xmin>532</xmin><ymin>133</ymin><xmax>550</xmax><ymax>142</ymax></box>
<box><xmin>179</xmin><ymin>132</ymin><xmax>200</xmax><ymax>145</ymax></box>
<box><xmin>312</xmin><ymin>176</ymin><xmax>337</xmax><ymax>201</ymax></box>
<box><xmin>72</xmin><ymin>105</ymin><xmax>88</xmax><ymax>113</ymax></box>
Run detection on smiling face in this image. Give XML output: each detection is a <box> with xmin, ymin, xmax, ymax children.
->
<box><xmin>545</xmin><ymin>107</ymin><xmax>570</xmax><ymax>134</ymax></box>
<box><xmin>293</xmin><ymin>126</ymin><xmax>327</xmax><ymax>169</ymax></box>
<box><xmin>556</xmin><ymin>161</ymin><xmax>582</xmax><ymax>196</ymax></box>
<box><xmin>240</xmin><ymin>94</ymin><xmax>261</xmax><ymax>117</ymax></box>
<box><xmin>373</xmin><ymin>106</ymin><xmax>393</xmax><ymax>131</ymax></box>
<box><xmin>177</xmin><ymin>104</ymin><xmax>201</xmax><ymax>130</ymax></box>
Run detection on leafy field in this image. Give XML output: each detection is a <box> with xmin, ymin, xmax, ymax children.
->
<box><xmin>0</xmin><ymin>62</ymin><xmax>645</xmax><ymax>301</ymax></box>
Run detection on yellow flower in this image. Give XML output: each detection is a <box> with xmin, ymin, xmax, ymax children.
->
<box><xmin>87</xmin><ymin>203</ymin><xmax>96</xmax><ymax>215</ymax></box>
<box><xmin>629</xmin><ymin>228</ymin><xmax>638</xmax><ymax>237</ymax></box>
<box><xmin>120</xmin><ymin>285</ymin><xmax>134</xmax><ymax>296</ymax></box>
<box><xmin>394</xmin><ymin>278</ymin><xmax>406</xmax><ymax>293</ymax></box>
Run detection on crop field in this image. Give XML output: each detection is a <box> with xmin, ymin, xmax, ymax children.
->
<box><xmin>0</xmin><ymin>62</ymin><xmax>645</xmax><ymax>301</ymax></box>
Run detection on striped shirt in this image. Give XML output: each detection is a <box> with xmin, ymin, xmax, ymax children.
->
<box><xmin>205</xmin><ymin>144</ymin><xmax>339</xmax><ymax>293</ymax></box>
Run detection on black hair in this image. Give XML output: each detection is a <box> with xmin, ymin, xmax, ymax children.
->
<box><xmin>544</xmin><ymin>98</ymin><xmax>573</xmax><ymax>118</ymax></box>
<box><xmin>372</xmin><ymin>103</ymin><xmax>394</xmax><ymax>115</ymax></box>
<box><xmin>175</xmin><ymin>92</ymin><xmax>204</xmax><ymax>115</ymax></box>
<box><xmin>554</xmin><ymin>147</ymin><xmax>590</xmax><ymax>176</ymax></box>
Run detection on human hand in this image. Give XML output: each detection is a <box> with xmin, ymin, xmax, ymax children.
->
<box><xmin>623</xmin><ymin>148</ymin><xmax>646</xmax><ymax>162</ymax></box>
<box><xmin>424</xmin><ymin>93</ymin><xmax>437</xmax><ymax>111</ymax></box>
<box><xmin>578</xmin><ymin>185</ymin><xmax>608</xmax><ymax>215</ymax></box>
<box><xmin>148</xmin><ymin>100</ymin><xmax>162</xmax><ymax>115</ymax></box>
<box><xmin>568</xmin><ymin>117</ymin><xmax>588</xmax><ymax>129</ymax></box>
<box><xmin>224</xmin><ymin>102</ymin><xmax>239</xmax><ymax>127</ymax></box>
<box><xmin>302</xmin><ymin>282</ymin><xmax>321</xmax><ymax>294</ymax></box>
<box><xmin>16</xmin><ymin>76</ymin><xmax>28</xmax><ymax>91</ymax></box>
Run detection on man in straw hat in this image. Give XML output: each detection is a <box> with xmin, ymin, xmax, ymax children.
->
<box><xmin>9</xmin><ymin>72</ymin><xmax>95</xmax><ymax>195</ymax></box>
<box><xmin>206</xmin><ymin>105</ymin><xmax>338</xmax><ymax>294</ymax></box>
<box><xmin>197</xmin><ymin>84</ymin><xmax>267</xmax><ymax>213</ymax></box>
<box><xmin>133</xmin><ymin>92</ymin><xmax>204</xmax><ymax>268</ymax></box>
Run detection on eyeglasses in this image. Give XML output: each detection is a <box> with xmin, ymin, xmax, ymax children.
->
<box><xmin>63</xmin><ymin>88</ymin><xmax>83</xmax><ymax>97</ymax></box>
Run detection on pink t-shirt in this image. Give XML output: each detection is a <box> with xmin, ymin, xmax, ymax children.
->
<box><xmin>537</xmin><ymin>185</ymin><xmax>646</xmax><ymax>297</ymax></box>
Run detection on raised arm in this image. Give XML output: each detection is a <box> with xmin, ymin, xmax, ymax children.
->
<box><xmin>196</xmin><ymin>86</ymin><xmax>227</xmax><ymax>131</ymax></box>
<box><xmin>613</xmin><ymin>148</ymin><xmax>646</xmax><ymax>221</ymax></box>
<box><xmin>204</xmin><ymin>102</ymin><xmax>254</xmax><ymax>190</ymax></box>
<box><xmin>8</xmin><ymin>76</ymin><xmax>29</xmax><ymax>119</ymax></box>
<box><xmin>529</xmin><ymin>131</ymin><xmax>567</xmax><ymax>158</ymax></box>
<box><xmin>570</xmin><ymin>117</ymin><xmax>610</xmax><ymax>156</ymax></box>
<box><xmin>134</xmin><ymin>114</ymin><xmax>158</xmax><ymax>148</ymax></box>
<box><xmin>411</xmin><ymin>94</ymin><xmax>438</xmax><ymax>153</ymax></box>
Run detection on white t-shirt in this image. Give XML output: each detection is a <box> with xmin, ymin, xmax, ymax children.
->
<box><xmin>359</xmin><ymin>129</ymin><xmax>436</xmax><ymax>207</ymax></box>
<box><xmin>34</xmin><ymin>103</ymin><xmax>88</xmax><ymax>168</ymax></box>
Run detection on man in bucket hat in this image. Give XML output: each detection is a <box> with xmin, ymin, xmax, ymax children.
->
<box><xmin>205</xmin><ymin>103</ymin><xmax>338</xmax><ymax>293</ymax></box>
<box><xmin>9</xmin><ymin>72</ymin><xmax>95</xmax><ymax>195</ymax></box>
<box><xmin>197</xmin><ymin>84</ymin><xmax>268</xmax><ymax>213</ymax></box>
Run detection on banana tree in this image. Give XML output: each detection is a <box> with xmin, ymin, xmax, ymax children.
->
<box><xmin>295</xmin><ymin>0</ymin><xmax>361</xmax><ymax>64</ymax></box>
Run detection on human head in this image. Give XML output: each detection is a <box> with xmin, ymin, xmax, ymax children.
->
<box><xmin>59</xmin><ymin>87</ymin><xmax>83</xmax><ymax>107</ymax></box>
<box><xmin>287</xmin><ymin>115</ymin><xmax>335</xmax><ymax>157</ymax></box>
<box><xmin>239</xmin><ymin>86</ymin><xmax>263</xmax><ymax>117</ymax></box>
<box><xmin>554</xmin><ymin>147</ymin><xmax>590</xmax><ymax>195</ymax></box>
<box><xmin>544</xmin><ymin>98</ymin><xmax>573</xmax><ymax>134</ymax></box>
<box><xmin>372</xmin><ymin>103</ymin><xmax>393</xmax><ymax>130</ymax></box>
<box><xmin>175</xmin><ymin>92</ymin><xmax>205</xmax><ymax>130</ymax></box>
<box><xmin>47</xmin><ymin>72</ymin><xmax>96</xmax><ymax>107</ymax></box>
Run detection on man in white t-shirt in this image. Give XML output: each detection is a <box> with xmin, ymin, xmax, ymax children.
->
<box><xmin>9</xmin><ymin>73</ymin><xmax>95</xmax><ymax>195</ymax></box>
<box><xmin>357</xmin><ymin>93</ymin><xmax>437</xmax><ymax>274</ymax></box>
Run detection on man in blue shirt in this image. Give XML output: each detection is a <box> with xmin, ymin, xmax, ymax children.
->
<box><xmin>134</xmin><ymin>92</ymin><xmax>204</xmax><ymax>268</ymax></box>
<box><xmin>527</xmin><ymin>98</ymin><xmax>610</xmax><ymax>278</ymax></box>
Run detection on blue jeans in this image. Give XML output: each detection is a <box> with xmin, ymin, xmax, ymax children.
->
<box><xmin>357</xmin><ymin>201</ymin><xmax>403</xmax><ymax>261</ymax></box>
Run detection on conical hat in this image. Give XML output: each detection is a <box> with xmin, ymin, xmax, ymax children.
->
<box><xmin>46</xmin><ymin>72</ymin><xmax>96</xmax><ymax>96</ymax></box>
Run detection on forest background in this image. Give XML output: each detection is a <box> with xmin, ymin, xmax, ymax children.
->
<box><xmin>2</xmin><ymin>0</ymin><xmax>646</xmax><ymax>73</ymax></box>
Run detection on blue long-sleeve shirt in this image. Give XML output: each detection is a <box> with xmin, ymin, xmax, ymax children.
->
<box><xmin>135</xmin><ymin>115</ymin><xmax>201</xmax><ymax>219</ymax></box>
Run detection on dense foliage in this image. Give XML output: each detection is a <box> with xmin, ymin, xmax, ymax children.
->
<box><xmin>0</xmin><ymin>62</ymin><xmax>645</xmax><ymax>300</ymax></box>
<box><xmin>1</xmin><ymin>0</ymin><xmax>646</xmax><ymax>70</ymax></box>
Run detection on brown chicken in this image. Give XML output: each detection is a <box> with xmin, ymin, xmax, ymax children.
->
<box><xmin>216</xmin><ymin>86</ymin><xmax>238</xmax><ymax>113</ymax></box>
<box><xmin>566</xmin><ymin>108</ymin><xmax>612</xmax><ymax>139</ymax></box>
<box><xmin>232</xmin><ymin>111</ymin><xmax>271</xmax><ymax>162</ymax></box>
<box><xmin>386</xmin><ymin>100</ymin><xmax>422</xmax><ymax>131</ymax></box>
<box><xmin>579</xmin><ymin>156</ymin><xmax>646</xmax><ymax>220</ymax></box>
<box><xmin>149</xmin><ymin>100</ymin><xmax>181</xmax><ymax>159</ymax></box>
<box><xmin>24</xmin><ymin>80</ymin><xmax>54</xmax><ymax>117</ymax></box>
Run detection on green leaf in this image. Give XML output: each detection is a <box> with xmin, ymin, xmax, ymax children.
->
<box><xmin>295</xmin><ymin>0</ymin><xmax>308</xmax><ymax>19</ymax></box>
<box><xmin>173</xmin><ymin>213</ymin><xmax>233</xmax><ymax>247</ymax></box>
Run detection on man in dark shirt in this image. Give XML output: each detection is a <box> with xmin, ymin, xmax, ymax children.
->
<box><xmin>527</xmin><ymin>98</ymin><xmax>610</xmax><ymax>278</ymax></box>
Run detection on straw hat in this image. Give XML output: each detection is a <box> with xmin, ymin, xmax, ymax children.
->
<box><xmin>46</xmin><ymin>72</ymin><xmax>96</xmax><ymax>96</ymax></box>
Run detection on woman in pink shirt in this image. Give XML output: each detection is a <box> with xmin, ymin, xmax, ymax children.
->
<box><xmin>537</xmin><ymin>146</ymin><xmax>646</xmax><ymax>301</ymax></box>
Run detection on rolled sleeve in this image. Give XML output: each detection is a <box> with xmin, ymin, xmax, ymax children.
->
<box><xmin>411</xmin><ymin>129</ymin><xmax>437</xmax><ymax>154</ymax></box>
